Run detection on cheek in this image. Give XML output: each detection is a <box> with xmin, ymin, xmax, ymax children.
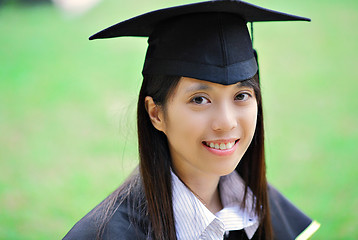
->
<box><xmin>242</xmin><ymin>105</ymin><xmax>258</xmax><ymax>137</ymax></box>
<box><xmin>164</xmin><ymin>106</ymin><xmax>206</xmax><ymax>143</ymax></box>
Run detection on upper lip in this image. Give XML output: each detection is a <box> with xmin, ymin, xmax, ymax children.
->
<box><xmin>202</xmin><ymin>138</ymin><xmax>239</xmax><ymax>144</ymax></box>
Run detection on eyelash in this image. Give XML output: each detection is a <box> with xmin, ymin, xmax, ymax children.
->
<box><xmin>235</xmin><ymin>92</ymin><xmax>252</xmax><ymax>101</ymax></box>
<box><xmin>190</xmin><ymin>96</ymin><xmax>210</xmax><ymax>104</ymax></box>
<box><xmin>190</xmin><ymin>92</ymin><xmax>252</xmax><ymax>105</ymax></box>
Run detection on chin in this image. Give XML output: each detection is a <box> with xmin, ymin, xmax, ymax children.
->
<box><xmin>213</xmin><ymin>162</ymin><xmax>240</xmax><ymax>177</ymax></box>
<box><xmin>219</xmin><ymin>169</ymin><xmax>237</xmax><ymax>177</ymax></box>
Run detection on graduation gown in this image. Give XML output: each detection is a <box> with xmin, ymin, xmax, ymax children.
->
<box><xmin>63</xmin><ymin>184</ymin><xmax>319</xmax><ymax>240</ymax></box>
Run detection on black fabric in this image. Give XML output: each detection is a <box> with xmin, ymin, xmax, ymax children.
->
<box><xmin>142</xmin><ymin>12</ymin><xmax>257</xmax><ymax>84</ymax></box>
<box><xmin>225</xmin><ymin>230</ymin><xmax>251</xmax><ymax>240</ymax></box>
<box><xmin>89</xmin><ymin>1</ymin><xmax>310</xmax><ymax>39</ymax></box>
<box><xmin>89</xmin><ymin>0</ymin><xmax>310</xmax><ymax>85</ymax></box>
<box><xmin>63</xmin><ymin>196</ymin><xmax>150</xmax><ymax>240</ymax></box>
<box><xmin>63</xmin><ymin>184</ymin><xmax>313</xmax><ymax>240</ymax></box>
<box><xmin>268</xmin><ymin>185</ymin><xmax>312</xmax><ymax>240</ymax></box>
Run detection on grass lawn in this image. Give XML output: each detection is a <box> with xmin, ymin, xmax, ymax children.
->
<box><xmin>0</xmin><ymin>0</ymin><xmax>357</xmax><ymax>239</ymax></box>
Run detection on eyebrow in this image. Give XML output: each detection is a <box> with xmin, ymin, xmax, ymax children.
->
<box><xmin>185</xmin><ymin>83</ymin><xmax>211</xmax><ymax>94</ymax></box>
<box><xmin>185</xmin><ymin>81</ymin><xmax>251</xmax><ymax>94</ymax></box>
<box><xmin>237</xmin><ymin>81</ymin><xmax>253</xmax><ymax>88</ymax></box>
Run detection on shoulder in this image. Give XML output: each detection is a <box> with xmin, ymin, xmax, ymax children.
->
<box><xmin>63</xmin><ymin>176</ymin><xmax>150</xmax><ymax>240</ymax></box>
<box><xmin>268</xmin><ymin>184</ymin><xmax>320</xmax><ymax>240</ymax></box>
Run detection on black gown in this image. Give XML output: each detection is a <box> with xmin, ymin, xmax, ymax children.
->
<box><xmin>63</xmin><ymin>184</ymin><xmax>318</xmax><ymax>240</ymax></box>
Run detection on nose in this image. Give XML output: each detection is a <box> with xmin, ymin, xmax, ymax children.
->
<box><xmin>211</xmin><ymin>103</ymin><xmax>238</xmax><ymax>132</ymax></box>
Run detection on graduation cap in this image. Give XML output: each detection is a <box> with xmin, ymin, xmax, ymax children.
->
<box><xmin>89</xmin><ymin>0</ymin><xmax>310</xmax><ymax>85</ymax></box>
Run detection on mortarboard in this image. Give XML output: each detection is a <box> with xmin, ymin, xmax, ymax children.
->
<box><xmin>89</xmin><ymin>0</ymin><xmax>310</xmax><ymax>85</ymax></box>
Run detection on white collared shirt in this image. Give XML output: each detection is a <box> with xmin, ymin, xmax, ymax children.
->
<box><xmin>172</xmin><ymin>171</ymin><xmax>259</xmax><ymax>240</ymax></box>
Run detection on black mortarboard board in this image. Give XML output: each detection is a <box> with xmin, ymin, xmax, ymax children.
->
<box><xmin>90</xmin><ymin>0</ymin><xmax>310</xmax><ymax>85</ymax></box>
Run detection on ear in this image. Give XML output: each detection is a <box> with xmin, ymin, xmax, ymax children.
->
<box><xmin>145</xmin><ymin>96</ymin><xmax>166</xmax><ymax>132</ymax></box>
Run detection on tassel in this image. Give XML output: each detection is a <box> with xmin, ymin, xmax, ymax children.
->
<box><xmin>250</xmin><ymin>22</ymin><xmax>260</xmax><ymax>82</ymax></box>
<box><xmin>250</xmin><ymin>22</ymin><xmax>254</xmax><ymax>45</ymax></box>
<box><xmin>253</xmin><ymin>48</ymin><xmax>260</xmax><ymax>83</ymax></box>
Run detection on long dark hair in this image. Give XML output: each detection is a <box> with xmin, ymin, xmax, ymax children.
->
<box><xmin>95</xmin><ymin>73</ymin><xmax>272</xmax><ymax>240</ymax></box>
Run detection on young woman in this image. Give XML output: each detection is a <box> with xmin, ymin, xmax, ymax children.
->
<box><xmin>63</xmin><ymin>1</ymin><xmax>320</xmax><ymax>239</ymax></box>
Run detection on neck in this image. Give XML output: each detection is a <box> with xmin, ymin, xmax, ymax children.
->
<box><xmin>173</xmin><ymin>168</ymin><xmax>223</xmax><ymax>214</ymax></box>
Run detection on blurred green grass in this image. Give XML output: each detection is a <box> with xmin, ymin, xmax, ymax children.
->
<box><xmin>0</xmin><ymin>0</ymin><xmax>357</xmax><ymax>239</ymax></box>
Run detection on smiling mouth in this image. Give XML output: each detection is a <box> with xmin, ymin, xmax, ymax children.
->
<box><xmin>202</xmin><ymin>139</ymin><xmax>239</xmax><ymax>150</ymax></box>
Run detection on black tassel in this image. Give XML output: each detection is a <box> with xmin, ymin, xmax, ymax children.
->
<box><xmin>253</xmin><ymin>49</ymin><xmax>260</xmax><ymax>83</ymax></box>
<box><xmin>250</xmin><ymin>22</ymin><xmax>254</xmax><ymax>45</ymax></box>
<box><xmin>251</xmin><ymin>22</ymin><xmax>260</xmax><ymax>82</ymax></box>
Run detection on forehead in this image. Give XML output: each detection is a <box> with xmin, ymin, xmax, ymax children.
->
<box><xmin>177</xmin><ymin>77</ymin><xmax>252</xmax><ymax>92</ymax></box>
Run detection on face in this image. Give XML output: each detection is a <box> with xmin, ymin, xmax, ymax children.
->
<box><xmin>148</xmin><ymin>77</ymin><xmax>258</xmax><ymax>181</ymax></box>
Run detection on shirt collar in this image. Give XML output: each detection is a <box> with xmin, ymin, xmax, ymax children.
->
<box><xmin>171</xmin><ymin>170</ymin><xmax>259</xmax><ymax>240</ymax></box>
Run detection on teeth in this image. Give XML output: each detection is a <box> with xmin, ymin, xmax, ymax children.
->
<box><xmin>206</xmin><ymin>141</ymin><xmax>235</xmax><ymax>150</ymax></box>
<box><xmin>219</xmin><ymin>143</ymin><xmax>226</xmax><ymax>150</ymax></box>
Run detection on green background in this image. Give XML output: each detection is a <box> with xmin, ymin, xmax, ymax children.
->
<box><xmin>1</xmin><ymin>0</ymin><xmax>357</xmax><ymax>239</ymax></box>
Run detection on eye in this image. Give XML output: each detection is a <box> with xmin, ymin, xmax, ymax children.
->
<box><xmin>190</xmin><ymin>96</ymin><xmax>210</xmax><ymax>105</ymax></box>
<box><xmin>235</xmin><ymin>92</ymin><xmax>252</xmax><ymax>101</ymax></box>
